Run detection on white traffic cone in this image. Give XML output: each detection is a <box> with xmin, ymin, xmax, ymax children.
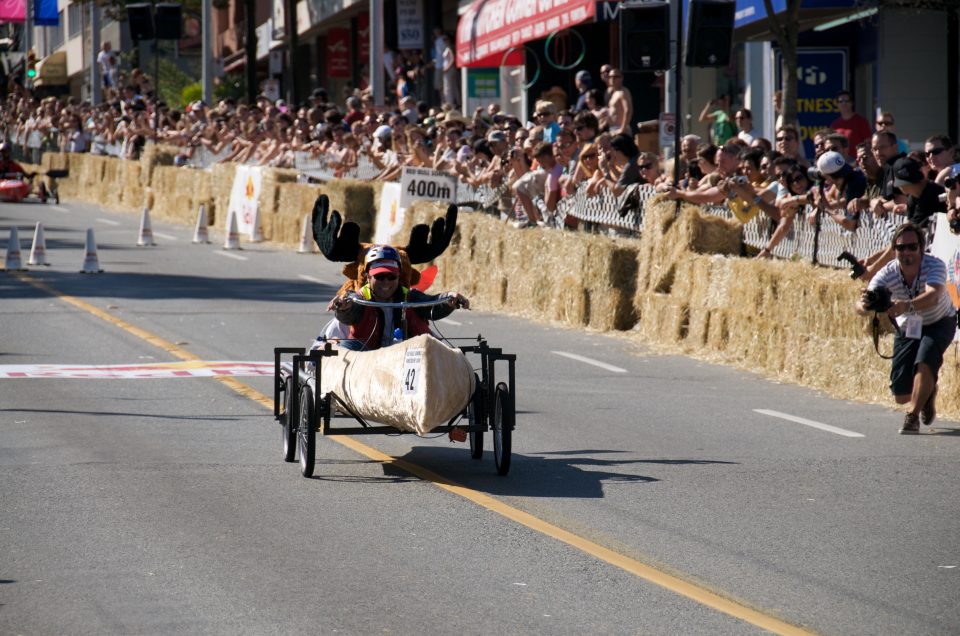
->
<box><xmin>297</xmin><ymin>213</ymin><xmax>315</xmax><ymax>254</ymax></box>
<box><xmin>3</xmin><ymin>226</ymin><xmax>24</xmax><ymax>271</ymax></box>
<box><xmin>192</xmin><ymin>204</ymin><xmax>210</xmax><ymax>244</ymax></box>
<box><xmin>137</xmin><ymin>207</ymin><xmax>156</xmax><ymax>246</ymax></box>
<box><xmin>28</xmin><ymin>222</ymin><xmax>49</xmax><ymax>266</ymax></box>
<box><xmin>223</xmin><ymin>209</ymin><xmax>241</xmax><ymax>250</ymax></box>
<box><xmin>249</xmin><ymin>205</ymin><xmax>264</xmax><ymax>243</ymax></box>
<box><xmin>80</xmin><ymin>228</ymin><xmax>104</xmax><ymax>274</ymax></box>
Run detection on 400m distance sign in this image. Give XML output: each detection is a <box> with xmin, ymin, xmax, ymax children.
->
<box><xmin>399</xmin><ymin>167</ymin><xmax>459</xmax><ymax>208</ymax></box>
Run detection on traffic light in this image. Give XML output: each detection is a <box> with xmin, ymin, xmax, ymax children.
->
<box><xmin>25</xmin><ymin>51</ymin><xmax>37</xmax><ymax>79</ymax></box>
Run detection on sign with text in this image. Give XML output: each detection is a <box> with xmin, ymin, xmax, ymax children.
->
<box><xmin>775</xmin><ymin>47</ymin><xmax>847</xmax><ymax>160</ymax></box>
<box><xmin>930</xmin><ymin>213</ymin><xmax>960</xmax><ymax>341</ymax></box>
<box><xmin>326</xmin><ymin>28</ymin><xmax>351</xmax><ymax>78</ymax></box>
<box><xmin>397</xmin><ymin>0</ymin><xmax>424</xmax><ymax>49</ymax></box>
<box><xmin>399</xmin><ymin>167</ymin><xmax>458</xmax><ymax>209</ymax></box>
<box><xmin>374</xmin><ymin>182</ymin><xmax>405</xmax><ymax>244</ymax></box>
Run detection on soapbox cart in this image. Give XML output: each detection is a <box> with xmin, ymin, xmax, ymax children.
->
<box><xmin>272</xmin><ymin>298</ymin><xmax>517</xmax><ymax>478</ymax></box>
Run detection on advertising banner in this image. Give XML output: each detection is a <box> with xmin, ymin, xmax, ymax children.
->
<box><xmin>0</xmin><ymin>0</ymin><xmax>24</xmax><ymax>23</ymax></box>
<box><xmin>374</xmin><ymin>182</ymin><xmax>405</xmax><ymax>244</ymax></box>
<box><xmin>227</xmin><ymin>166</ymin><xmax>263</xmax><ymax>240</ymax></box>
<box><xmin>326</xmin><ymin>27</ymin><xmax>351</xmax><ymax>78</ymax></box>
<box><xmin>930</xmin><ymin>213</ymin><xmax>960</xmax><ymax>340</ymax></box>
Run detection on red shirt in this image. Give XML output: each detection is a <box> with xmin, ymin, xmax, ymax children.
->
<box><xmin>831</xmin><ymin>113</ymin><xmax>872</xmax><ymax>158</ymax></box>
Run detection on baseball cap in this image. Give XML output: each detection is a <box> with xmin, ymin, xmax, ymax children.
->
<box><xmin>368</xmin><ymin>259</ymin><xmax>400</xmax><ymax>276</ymax></box>
<box><xmin>893</xmin><ymin>157</ymin><xmax>924</xmax><ymax>188</ymax></box>
<box><xmin>373</xmin><ymin>125</ymin><xmax>393</xmax><ymax>140</ymax></box>
<box><xmin>486</xmin><ymin>130</ymin><xmax>507</xmax><ymax>143</ymax></box>
<box><xmin>816</xmin><ymin>151</ymin><xmax>847</xmax><ymax>176</ymax></box>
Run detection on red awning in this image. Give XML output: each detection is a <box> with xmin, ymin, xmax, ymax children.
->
<box><xmin>456</xmin><ymin>0</ymin><xmax>595</xmax><ymax>68</ymax></box>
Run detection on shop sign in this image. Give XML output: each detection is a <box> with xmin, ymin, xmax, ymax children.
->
<box><xmin>326</xmin><ymin>27</ymin><xmax>351</xmax><ymax>78</ymax></box>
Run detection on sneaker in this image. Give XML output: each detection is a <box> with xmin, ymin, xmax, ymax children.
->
<box><xmin>899</xmin><ymin>412</ymin><xmax>920</xmax><ymax>435</ymax></box>
<box><xmin>921</xmin><ymin>386</ymin><xmax>937</xmax><ymax>426</ymax></box>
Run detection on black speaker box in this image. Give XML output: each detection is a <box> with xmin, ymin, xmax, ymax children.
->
<box><xmin>620</xmin><ymin>2</ymin><xmax>671</xmax><ymax>72</ymax></box>
<box><xmin>685</xmin><ymin>0</ymin><xmax>735</xmax><ymax>67</ymax></box>
<box><xmin>126</xmin><ymin>3</ymin><xmax>154</xmax><ymax>41</ymax></box>
<box><xmin>154</xmin><ymin>3</ymin><xmax>183</xmax><ymax>40</ymax></box>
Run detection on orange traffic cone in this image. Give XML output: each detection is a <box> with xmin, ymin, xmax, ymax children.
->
<box><xmin>137</xmin><ymin>207</ymin><xmax>156</xmax><ymax>246</ymax></box>
<box><xmin>192</xmin><ymin>204</ymin><xmax>210</xmax><ymax>244</ymax></box>
<box><xmin>28</xmin><ymin>222</ymin><xmax>49</xmax><ymax>266</ymax></box>
<box><xmin>80</xmin><ymin>228</ymin><xmax>104</xmax><ymax>274</ymax></box>
<box><xmin>297</xmin><ymin>213</ymin><xmax>315</xmax><ymax>254</ymax></box>
<box><xmin>223</xmin><ymin>209</ymin><xmax>241</xmax><ymax>250</ymax></box>
<box><xmin>3</xmin><ymin>226</ymin><xmax>25</xmax><ymax>271</ymax></box>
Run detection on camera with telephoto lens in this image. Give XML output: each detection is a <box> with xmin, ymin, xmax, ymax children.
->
<box><xmin>807</xmin><ymin>166</ymin><xmax>824</xmax><ymax>182</ymax></box>
<box><xmin>733</xmin><ymin>175</ymin><xmax>748</xmax><ymax>185</ymax></box>
<box><xmin>837</xmin><ymin>251</ymin><xmax>866</xmax><ymax>279</ymax></box>
<box><xmin>863</xmin><ymin>286</ymin><xmax>893</xmax><ymax>313</ymax></box>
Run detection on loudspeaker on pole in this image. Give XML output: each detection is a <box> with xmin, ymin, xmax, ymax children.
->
<box><xmin>620</xmin><ymin>1</ymin><xmax>671</xmax><ymax>72</ymax></box>
<box><xmin>685</xmin><ymin>0</ymin><xmax>736</xmax><ymax>68</ymax></box>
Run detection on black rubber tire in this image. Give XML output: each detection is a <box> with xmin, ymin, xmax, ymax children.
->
<box><xmin>281</xmin><ymin>376</ymin><xmax>296</xmax><ymax>463</ymax></box>
<box><xmin>468</xmin><ymin>378</ymin><xmax>484</xmax><ymax>460</ymax></box>
<box><xmin>492</xmin><ymin>382</ymin><xmax>513</xmax><ymax>476</ymax></box>
<box><xmin>298</xmin><ymin>385</ymin><xmax>316</xmax><ymax>478</ymax></box>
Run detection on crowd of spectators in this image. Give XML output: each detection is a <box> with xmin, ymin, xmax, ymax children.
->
<box><xmin>2</xmin><ymin>58</ymin><xmax>959</xmax><ymax>256</ymax></box>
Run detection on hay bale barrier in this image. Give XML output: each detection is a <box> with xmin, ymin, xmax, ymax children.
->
<box><xmin>41</xmin><ymin>150</ymin><xmax>958</xmax><ymax>419</ymax></box>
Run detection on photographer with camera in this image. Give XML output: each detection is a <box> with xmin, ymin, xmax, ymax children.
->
<box><xmin>855</xmin><ymin>223</ymin><xmax>957</xmax><ymax>434</ymax></box>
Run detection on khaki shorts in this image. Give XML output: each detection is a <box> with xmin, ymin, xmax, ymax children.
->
<box><xmin>513</xmin><ymin>169</ymin><xmax>546</xmax><ymax>200</ymax></box>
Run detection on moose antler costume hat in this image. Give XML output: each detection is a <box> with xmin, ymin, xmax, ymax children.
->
<box><xmin>311</xmin><ymin>194</ymin><xmax>458</xmax><ymax>295</ymax></box>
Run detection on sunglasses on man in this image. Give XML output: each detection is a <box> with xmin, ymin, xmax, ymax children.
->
<box><xmin>894</xmin><ymin>242</ymin><xmax>919</xmax><ymax>252</ymax></box>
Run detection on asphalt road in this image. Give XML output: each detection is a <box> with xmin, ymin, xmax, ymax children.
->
<box><xmin>1</xmin><ymin>199</ymin><xmax>958</xmax><ymax>635</ymax></box>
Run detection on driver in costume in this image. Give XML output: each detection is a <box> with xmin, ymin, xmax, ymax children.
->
<box><xmin>330</xmin><ymin>245</ymin><xmax>470</xmax><ymax>351</ymax></box>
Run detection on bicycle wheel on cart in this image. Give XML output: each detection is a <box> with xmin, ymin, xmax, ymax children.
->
<box><xmin>281</xmin><ymin>375</ymin><xmax>297</xmax><ymax>462</ymax></box>
<box><xmin>492</xmin><ymin>382</ymin><xmax>513</xmax><ymax>476</ymax></box>
<box><xmin>468</xmin><ymin>375</ymin><xmax>484</xmax><ymax>459</ymax></box>
<box><xmin>298</xmin><ymin>385</ymin><xmax>316</xmax><ymax>478</ymax></box>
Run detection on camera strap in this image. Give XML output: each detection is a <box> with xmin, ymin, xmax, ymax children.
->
<box><xmin>871</xmin><ymin>313</ymin><xmax>897</xmax><ymax>360</ymax></box>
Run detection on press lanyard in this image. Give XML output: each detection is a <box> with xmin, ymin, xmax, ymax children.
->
<box><xmin>898</xmin><ymin>260</ymin><xmax>923</xmax><ymax>301</ymax></box>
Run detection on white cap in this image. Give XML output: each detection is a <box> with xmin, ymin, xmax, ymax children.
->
<box><xmin>817</xmin><ymin>151</ymin><xmax>846</xmax><ymax>176</ymax></box>
<box><xmin>373</xmin><ymin>125</ymin><xmax>393</xmax><ymax>140</ymax></box>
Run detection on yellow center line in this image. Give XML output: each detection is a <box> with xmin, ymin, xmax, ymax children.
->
<box><xmin>11</xmin><ymin>271</ymin><xmax>818</xmax><ymax>636</ymax></box>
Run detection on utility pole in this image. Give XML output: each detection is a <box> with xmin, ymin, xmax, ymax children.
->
<box><xmin>370</xmin><ymin>0</ymin><xmax>384</xmax><ymax>106</ymax></box>
<box><xmin>285</xmin><ymin>0</ymin><xmax>298</xmax><ymax>103</ymax></box>
<box><xmin>245</xmin><ymin>0</ymin><xmax>256</xmax><ymax>103</ymax></box>
<box><xmin>90</xmin><ymin>1</ymin><xmax>102</xmax><ymax>105</ymax></box>
<box><xmin>202</xmin><ymin>0</ymin><xmax>212</xmax><ymax>104</ymax></box>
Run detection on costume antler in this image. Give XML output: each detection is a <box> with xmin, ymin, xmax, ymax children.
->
<box><xmin>312</xmin><ymin>194</ymin><xmax>360</xmax><ymax>262</ymax></box>
<box><xmin>403</xmin><ymin>204</ymin><xmax>458</xmax><ymax>264</ymax></box>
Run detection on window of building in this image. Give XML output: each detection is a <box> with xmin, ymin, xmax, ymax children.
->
<box><xmin>68</xmin><ymin>3</ymin><xmax>81</xmax><ymax>39</ymax></box>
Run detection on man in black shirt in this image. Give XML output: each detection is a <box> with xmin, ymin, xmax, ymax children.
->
<box><xmin>869</xmin><ymin>131</ymin><xmax>907</xmax><ymax>217</ymax></box>
<box><xmin>893</xmin><ymin>156</ymin><xmax>947</xmax><ymax>228</ymax></box>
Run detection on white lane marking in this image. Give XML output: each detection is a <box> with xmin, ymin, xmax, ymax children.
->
<box><xmin>214</xmin><ymin>250</ymin><xmax>248</xmax><ymax>261</ymax></box>
<box><xmin>0</xmin><ymin>361</ymin><xmax>273</xmax><ymax>379</ymax></box>
<box><xmin>96</xmin><ymin>218</ymin><xmax>120</xmax><ymax>226</ymax></box>
<box><xmin>298</xmin><ymin>274</ymin><xmax>325</xmax><ymax>284</ymax></box>
<box><xmin>153</xmin><ymin>232</ymin><xmax>177</xmax><ymax>241</ymax></box>
<box><xmin>51</xmin><ymin>206</ymin><xmax>68</xmax><ymax>213</ymax></box>
<box><xmin>439</xmin><ymin>318</ymin><xmax>462</xmax><ymax>326</ymax></box>
<box><xmin>753</xmin><ymin>409</ymin><xmax>865</xmax><ymax>438</ymax></box>
<box><xmin>551</xmin><ymin>350</ymin><xmax>627</xmax><ymax>373</ymax></box>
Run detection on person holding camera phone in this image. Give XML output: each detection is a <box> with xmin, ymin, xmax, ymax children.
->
<box><xmin>855</xmin><ymin>223</ymin><xmax>957</xmax><ymax>434</ymax></box>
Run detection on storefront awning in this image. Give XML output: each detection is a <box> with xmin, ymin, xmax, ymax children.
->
<box><xmin>456</xmin><ymin>0</ymin><xmax>596</xmax><ymax>68</ymax></box>
<box><xmin>33</xmin><ymin>51</ymin><xmax>67</xmax><ymax>87</ymax></box>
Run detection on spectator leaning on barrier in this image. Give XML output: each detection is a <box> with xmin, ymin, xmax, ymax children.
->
<box><xmin>869</xmin><ymin>130</ymin><xmax>907</xmax><ymax>218</ymax></box>
<box><xmin>724</xmin><ymin>147</ymin><xmax>778</xmax><ymax>224</ymax></box>
<box><xmin>855</xmin><ymin>223</ymin><xmax>957</xmax><ymax>434</ymax></box>
<box><xmin>811</xmin><ymin>150</ymin><xmax>868</xmax><ymax>232</ymax></box>
<box><xmin>924</xmin><ymin>134</ymin><xmax>960</xmax><ymax>183</ymax></box>
<box><xmin>598</xmin><ymin>133</ymin><xmax>641</xmax><ymax>197</ymax></box>
<box><xmin>511</xmin><ymin>141</ymin><xmax>557</xmax><ymax>228</ymax></box>
<box><xmin>665</xmin><ymin>143</ymin><xmax>740</xmax><ymax>205</ymax></box>
<box><xmin>757</xmin><ymin>159</ymin><xmax>813</xmax><ymax>258</ymax></box>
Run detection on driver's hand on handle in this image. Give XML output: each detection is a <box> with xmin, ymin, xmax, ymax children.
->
<box><xmin>328</xmin><ymin>295</ymin><xmax>353</xmax><ymax>312</ymax></box>
<box><xmin>446</xmin><ymin>292</ymin><xmax>470</xmax><ymax>310</ymax></box>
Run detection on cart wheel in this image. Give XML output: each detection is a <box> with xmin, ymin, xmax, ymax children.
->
<box><xmin>298</xmin><ymin>385</ymin><xmax>316</xmax><ymax>478</ymax></box>
<box><xmin>467</xmin><ymin>377</ymin><xmax>484</xmax><ymax>459</ymax></box>
<box><xmin>281</xmin><ymin>375</ymin><xmax>296</xmax><ymax>463</ymax></box>
<box><xmin>492</xmin><ymin>382</ymin><xmax>513</xmax><ymax>476</ymax></box>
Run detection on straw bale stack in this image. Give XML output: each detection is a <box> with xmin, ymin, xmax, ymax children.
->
<box><xmin>402</xmin><ymin>202</ymin><xmax>640</xmax><ymax>329</ymax></box>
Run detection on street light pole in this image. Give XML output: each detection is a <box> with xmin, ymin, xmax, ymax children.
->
<box><xmin>370</xmin><ymin>0</ymin><xmax>384</xmax><ymax>107</ymax></box>
<box><xmin>91</xmin><ymin>2</ymin><xmax>102</xmax><ymax>105</ymax></box>
<box><xmin>202</xmin><ymin>0</ymin><xmax>212</xmax><ymax>104</ymax></box>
